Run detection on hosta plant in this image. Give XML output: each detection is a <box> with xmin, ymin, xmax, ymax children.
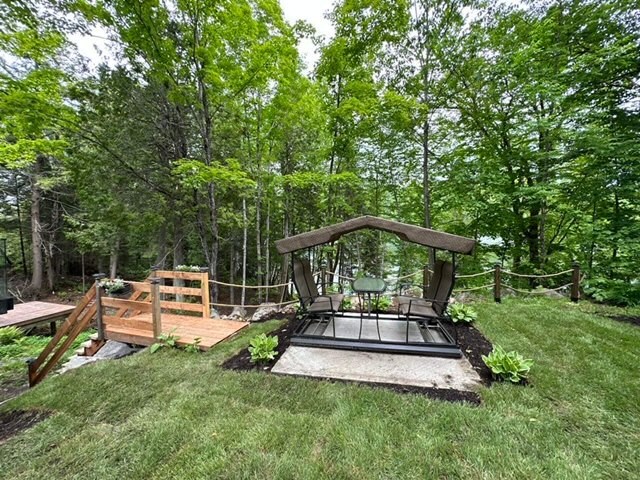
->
<box><xmin>447</xmin><ymin>303</ymin><xmax>478</xmax><ymax>323</ymax></box>
<box><xmin>482</xmin><ymin>345</ymin><xmax>534</xmax><ymax>383</ymax></box>
<box><xmin>248</xmin><ymin>333</ymin><xmax>279</xmax><ymax>364</ymax></box>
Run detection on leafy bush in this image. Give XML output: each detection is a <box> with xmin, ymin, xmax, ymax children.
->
<box><xmin>583</xmin><ymin>278</ymin><xmax>640</xmax><ymax>306</ymax></box>
<box><xmin>482</xmin><ymin>345</ymin><xmax>533</xmax><ymax>383</ymax></box>
<box><xmin>447</xmin><ymin>303</ymin><xmax>478</xmax><ymax>323</ymax></box>
<box><xmin>150</xmin><ymin>331</ymin><xmax>180</xmax><ymax>353</ymax></box>
<box><xmin>248</xmin><ymin>333</ymin><xmax>279</xmax><ymax>363</ymax></box>
<box><xmin>371</xmin><ymin>296</ymin><xmax>391</xmax><ymax>312</ymax></box>
<box><xmin>0</xmin><ymin>326</ymin><xmax>24</xmax><ymax>345</ymax></box>
<box><xmin>341</xmin><ymin>296</ymin><xmax>353</xmax><ymax>311</ymax></box>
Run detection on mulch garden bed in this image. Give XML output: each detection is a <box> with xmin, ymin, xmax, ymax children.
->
<box><xmin>221</xmin><ymin>312</ymin><xmax>495</xmax><ymax>405</ymax></box>
<box><xmin>0</xmin><ymin>409</ymin><xmax>50</xmax><ymax>445</ymax></box>
<box><xmin>608</xmin><ymin>315</ymin><xmax>640</xmax><ymax>327</ymax></box>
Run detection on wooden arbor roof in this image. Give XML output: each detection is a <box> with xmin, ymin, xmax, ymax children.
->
<box><xmin>275</xmin><ymin>215</ymin><xmax>475</xmax><ymax>255</ymax></box>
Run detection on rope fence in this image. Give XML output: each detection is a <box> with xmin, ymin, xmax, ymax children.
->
<box><xmin>501</xmin><ymin>269</ymin><xmax>573</xmax><ymax>278</ymax></box>
<box><xmin>206</xmin><ymin>262</ymin><xmax>583</xmax><ymax>309</ymax></box>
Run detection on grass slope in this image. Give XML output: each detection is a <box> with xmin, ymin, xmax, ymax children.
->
<box><xmin>0</xmin><ymin>298</ymin><xmax>639</xmax><ymax>479</ymax></box>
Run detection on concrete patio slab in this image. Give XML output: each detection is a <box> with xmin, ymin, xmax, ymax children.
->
<box><xmin>271</xmin><ymin>346</ymin><xmax>482</xmax><ymax>391</ymax></box>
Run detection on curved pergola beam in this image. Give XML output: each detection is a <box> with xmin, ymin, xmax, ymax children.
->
<box><xmin>275</xmin><ymin>215</ymin><xmax>475</xmax><ymax>255</ymax></box>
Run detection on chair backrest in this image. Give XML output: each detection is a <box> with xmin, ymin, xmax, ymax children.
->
<box><xmin>425</xmin><ymin>260</ymin><xmax>455</xmax><ymax>315</ymax></box>
<box><xmin>293</xmin><ymin>258</ymin><xmax>319</xmax><ymax>308</ymax></box>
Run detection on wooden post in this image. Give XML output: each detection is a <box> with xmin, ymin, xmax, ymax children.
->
<box><xmin>571</xmin><ymin>261</ymin><xmax>580</xmax><ymax>303</ymax></box>
<box><xmin>150</xmin><ymin>278</ymin><xmax>162</xmax><ymax>339</ymax></box>
<box><xmin>93</xmin><ymin>273</ymin><xmax>106</xmax><ymax>340</ymax></box>
<box><xmin>200</xmin><ymin>267</ymin><xmax>210</xmax><ymax>318</ymax></box>
<box><xmin>423</xmin><ymin>265</ymin><xmax>430</xmax><ymax>299</ymax></box>
<box><xmin>321</xmin><ymin>267</ymin><xmax>326</xmax><ymax>295</ymax></box>
<box><xmin>493</xmin><ymin>263</ymin><xmax>501</xmax><ymax>303</ymax></box>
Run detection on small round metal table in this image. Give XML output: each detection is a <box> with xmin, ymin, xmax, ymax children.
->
<box><xmin>352</xmin><ymin>277</ymin><xmax>386</xmax><ymax>340</ymax></box>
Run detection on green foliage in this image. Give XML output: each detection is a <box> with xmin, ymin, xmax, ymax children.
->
<box><xmin>341</xmin><ymin>296</ymin><xmax>353</xmax><ymax>311</ymax></box>
<box><xmin>482</xmin><ymin>345</ymin><xmax>534</xmax><ymax>383</ymax></box>
<box><xmin>184</xmin><ymin>338</ymin><xmax>202</xmax><ymax>354</ymax></box>
<box><xmin>98</xmin><ymin>278</ymin><xmax>127</xmax><ymax>295</ymax></box>
<box><xmin>175</xmin><ymin>265</ymin><xmax>204</xmax><ymax>272</ymax></box>
<box><xmin>583</xmin><ymin>278</ymin><xmax>640</xmax><ymax>307</ymax></box>
<box><xmin>248</xmin><ymin>333</ymin><xmax>278</xmax><ymax>364</ymax></box>
<box><xmin>0</xmin><ymin>326</ymin><xmax>24</xmax><ymax>345</ymax></box>
<box><xmin>150</xmin><ymin>331</ymin><xmax>180</xmax><ymax>354</ymax></box>
<box><xmin>371</xmin><ymin>296</ymin><xmax>391</xmax><ymax>312</ymax></box>
<box><xmin>447</xmin><ymin>303</ymin><xmax>478</xmax><ymax>324</ymax></box>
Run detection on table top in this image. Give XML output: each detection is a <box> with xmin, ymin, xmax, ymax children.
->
<box><xmin>352</xmin><ymin>277</ymin><xmax>386</xmax><ymax>294</ymax></box>
<box><xmin>0</xmin><ymin>301</ymin><xmax>75</xmax><ymax>328</ymax></box>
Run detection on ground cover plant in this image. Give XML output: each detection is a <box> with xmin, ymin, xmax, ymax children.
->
<box><xmin>0</xmin><ymin>297</ymin><xmax>639</xmax><ymax>479</ymax></box>
<box><xmin>0</xmin><ymin>328</ymin><xmax>93</xmax><ymax>403</ymax></box>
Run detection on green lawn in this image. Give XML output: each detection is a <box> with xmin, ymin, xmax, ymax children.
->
<box><xmin>1</xmin><ymin>298</ymin><xmax>639</xmax><ymax>479</ymax></box>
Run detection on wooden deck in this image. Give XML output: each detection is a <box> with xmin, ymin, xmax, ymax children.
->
<box><xmin>104</xmin><ymin>313</ymin><xmax>247</xmax><ymax>349</ymax></box>
<box><xmin>0</xmin><ymin>301</ymin><xmax>75</xmax><ymax>329</ymax></box>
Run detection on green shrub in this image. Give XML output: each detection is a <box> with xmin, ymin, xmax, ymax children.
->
<box><xmin>0</xmin><ymin>326</ymin><xmax>24</xmax><ymax>345</ymax></box>
<box><xmin>341</xmin><ymin>297</ymin><xmax>353</xmax><ymax>311</ymax></box>
<box><xmin>150</xmin><ymin>331</ymin><xmax>180</xmax><ymax>353</ymax></box>
<box><xmin>371</xmin><ymin>296</ymin><xmax>391</xmax><ymax>312</ymax></box>
<box><xmin>447</xmin><ymin>303</ymin><xmax>478</xmax><ymax>323</ymax></box>
<box><xmin>482</xmin><ymin>345</ymin><xmax>533</xmax><ymax>383</ymax></box>
<box><xmin>184</xmin><ymin>337</ymin><xmax>202</xmax><ymax>353</ymax></box>
<box><xmin>248</xmin><ymin>333</ymin><xmax>279</xmax><ymax>363</ymax></box>
<box><xmin>583</xmin><ymin>278</ymin><xmax>640</xmax><ymax>306</ymax></box>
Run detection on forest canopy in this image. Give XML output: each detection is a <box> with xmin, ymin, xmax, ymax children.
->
<box><xmin>0</xmin><ymin>0</ymin><xmax>638</xmax><ymax>305</ymax></box>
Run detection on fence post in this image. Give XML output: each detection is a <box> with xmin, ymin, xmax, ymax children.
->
<box><xmin>571</xmin><ymin>261</ymin><xmax>580</xmax><ymax>303</ymax></box>
<box><xmin>493</xmin><ymin>263</ymin><xmax>501</xmax><ymax>303</ymax></box>
<box><xmin>423</xmin><ymin>265</ymin><xmax>430</xmax><ymax>299</ymax></box>
<box><xmin>93</xmin><ymin>273</ymin><xmax>106</xmax><ymax>341</ymax></box>
<box><xmin>151</xmin><ymin>278</ymin><xmax>162</xmax><ymax>339</ymax></box>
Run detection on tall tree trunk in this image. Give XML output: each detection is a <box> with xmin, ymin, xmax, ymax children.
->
<box><xmin>44</xmin><ymin>194</ymin><xmax>60</xmax><ymax>291</ymax></box>
<box><xmin>255</xmin><ymin>183</ymin><xmax>262</xmax><ymax>302</ymax></box>
<box><xmin>265</xmin><ymin>200</ymin><xmax>270</xmax><ymax>302</ymax></box>
<box><xmin>241</xmin><ymin>197</ymin><xmax>247</xmax><ymax>307</ymax></box>
<box><xmin>229</xmin><ymin>241</ymin><xmax>235</xmax><ymax>305</ymax></box>
<box><xmin>173</xmin><ymin>215</ymin><xmax>185</xmax><ymax>302</ymax></box>
<box><xmin>29</xmin><ymin>159</ymin><xmax>44</xmax><ymax>292</ymax></box>
<box><xmin>109</xmin><ymin>236</ymin><xmax>120</xmax><ymax>279</ymax></box>
<box><xmin>14</xmin><ymin>174</ymin><xmax>28</xmax><ymax>277</ymax></box>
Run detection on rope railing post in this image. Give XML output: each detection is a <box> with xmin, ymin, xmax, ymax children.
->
<box><xmin>494</xmin><ymin>263</ymin><xmax>501</xmax><ymax>303</ymax></box>
<box><xmin>93</xmin><ymin>273</ymin><xmax>106</xmax><ymax>341</ymax></box>
<box><xmin>150</xmin><ymin>278</ymin><xmax>162</xmax><ymax>339</ymax></box>
<box><xmin>571</xmin><ymin>261</ymin><xmax>580</xmax><ymax>303</ymax></box>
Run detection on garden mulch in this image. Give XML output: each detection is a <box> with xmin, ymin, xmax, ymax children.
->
<box><xmin>608</xmin><ymin>315</ymin><xmax>640</xmax><ymax>327</ymax></box>
<box><xmin>221</xmin><ymin>313</ymin><xmax>495</xmax><ymax>405</ymax></box>
<box><xmin>0</xmin><ymin>409</ymin><xmax>50</xmax><ymax>445</ymax></box>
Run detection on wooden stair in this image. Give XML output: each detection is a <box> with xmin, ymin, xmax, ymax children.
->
<box><xmin>28</xmin><ymin>285</ymin><xmax>97</xmax><ymax>386</ymax></box>
<box><xmin>75</xmin><ymin>334</ymin><xmax>106</xmax><ymax>357</ymax></box>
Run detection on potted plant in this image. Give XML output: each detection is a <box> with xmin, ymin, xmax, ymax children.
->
<box><xmin>99</xmin><ymin>278</ymin><xmax>131</xmax><ymax>298</ymax></box>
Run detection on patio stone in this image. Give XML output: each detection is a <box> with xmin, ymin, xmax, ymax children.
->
<box><xmin>271</xmin><ymin>346</ymin><xmax>482</xmax><ymax>391</ymax></box>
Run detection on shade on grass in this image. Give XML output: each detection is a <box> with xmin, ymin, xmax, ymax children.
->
<box><xmin>0</xmin><ymin>298</ymin><xmax>639</xmax><ymax>479</ymax></box>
